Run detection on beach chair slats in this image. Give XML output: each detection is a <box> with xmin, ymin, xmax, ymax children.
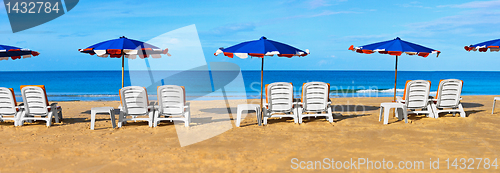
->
<box><xmin>121</xmin><ymin>87</ymin><xmax>149</xmax><ymax>115</ymax></box>
<box><xmin>432</xmin><ymin>79</ymin><xmax>466</xmax><ymax>118</ymax></box>
<box><xmin>22</xmin><ymin>87</ymin><xmax>49</xmax><ymax>114</ymax></box>
<box><xmin>18</xmin><ymin>85</ymin><xmax>59</xmax><ymax>127</ymax></box>
<box><xmin>153</xmin><ymin>85</ymin><xmax>190</xmax><ymax>127</ymax></box>
<box><xmin>436</xmin><ymin>80</ymin><xmax>463</xmax><ymax>108</ymax></box>
<box><xmin>405</xmin><ymin>80</ymin><xmax>431</xmax><ymax>109</ymax></box>
<box><xmin>297</xmin><ymin>82</ymin><xmax>334</xmax><ymax>124</ymax></box>
<box><xmin>0</xmin><ymin>88</ymin><xmax>16</xmax><ymax>115</ymax></box>
<box><xmin>303</xmin><ymin>82</ymin><xmax>329</xmax><ymax>112</ymax></box>
<box><xmin>158</xmin><ymin>85</ymin><xmax>185</xmax><ymax>115</ymax></box>
<box><xmin>267</xmin><ymin>83</ymin><xmax>293</xmax><ymax>112</ymax></box>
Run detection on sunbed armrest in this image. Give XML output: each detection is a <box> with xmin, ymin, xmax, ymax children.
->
<box><xmin>395</xmin><ymin>96</ymin><xmax>403</xmax><ymax>102</ymax></box>
<box><xmin>184</xmin><ymin>102</ymin><xmax>190</xmax><ymax>108</ymax></box>
<box><xmin>50</xmin><ymin>103</ymin><xmax>58</xmax><ymax>107</ymax></box>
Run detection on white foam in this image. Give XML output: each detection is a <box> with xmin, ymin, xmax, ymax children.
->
<box><xmin>380</xmin><ymin>88</ymin><xmax>405</xmax><ymax>93</ymax></box>
<box><xmin>356</xmin><ymin>89</ymin><xmax>380</xmax><ymax>93</ymax></box>
<box><xmin>356</xmin><ymin>88</ymin><xmax>404</xmax><ymax>93</ymax></box>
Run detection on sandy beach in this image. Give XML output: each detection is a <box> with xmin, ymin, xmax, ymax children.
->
<box><xmin>1</xmin><ymin>95</ymin><xmax>499</xmax><ymax>172</ymax></box>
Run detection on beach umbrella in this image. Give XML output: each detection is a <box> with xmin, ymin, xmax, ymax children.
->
<box><xmin>464</xmin><ymin>39</ymin><xmax>500</xmax><ymax>52</ymax></box>
<box><xmin>349</xmin><ymin>37</ymin><xmax>440</xmax><ymax>101</ymax></box>
<box><xmin>79</xmin><ymin>36</ymin><xmax>170</xmax><ymax>88</ymax></box>
<box><xmin>0</xmin><ymin>44</ymin><xmax>40</xmax><ymax>61</ymax></box>
<box><xmin>214</xmin><ymin>36</ymin><xmax>309</xmax><ymax>126</ymax></box>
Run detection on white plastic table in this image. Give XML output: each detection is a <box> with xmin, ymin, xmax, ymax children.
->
<box><xmin>236</xmin><ymin>104</ymin><xmax>261</xmax><ymax>127</ymax></box>
<box><xmin>90</xmin><ymin>107</ymin><xmax>116</xmax><ymax>130</ymax></box>
<box><xmin>379</xmin><ymin>102</ymin><xmax>408</xmax><ymax>125</ymax></box>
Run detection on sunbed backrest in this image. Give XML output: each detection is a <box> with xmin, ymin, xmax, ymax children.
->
<box><xmin>302</xmin><ymin>82</ymin><xmax>329</xmax><ymax>112</ymax></box>
<box><xmin>21</xmin><ymin>86</ymin><xmax>49</xmax><ymax>114</ymax></box>
<box><xmin>266</xmin><ymin>82</ymin><xmax>293</xmax><ymax>112</ymax></box>
<box><xmin>404</xmin><ymin>80</ymin><xmax>431</xmax><ymax>109</ymax></box>
<box><xmin>0</xmin><ymin>87</ymin><xmax>17</xmax><ymax>115</ymax></box>
<box><xmin>120</xmin><ymin>86</ymin><xmax>149</xmax><ymax>115</ymax></box>
<box><xmin>157</xmin><ymin>85</ymin><xmax>185</xmax><ymax>115</ymax></box>
<box><xmin>436</xmin><ymin>79</ymin><xmax>463</xmax><ymax>108</ymax></box>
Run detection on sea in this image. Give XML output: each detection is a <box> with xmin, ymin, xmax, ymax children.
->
<box><xmin>1</xmin><ymin>71</ymin><xmax>499</xmax><ymax>101</ymax></box>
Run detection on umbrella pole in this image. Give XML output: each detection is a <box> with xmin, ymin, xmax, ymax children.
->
<box><xmin>394</xmin><ymin>55</ymin><xmax>398</xmax><ymax>102</ymax></box>
<box><xmin>258</xmin><ymin>57</ymin><xmax>264</xmax><ymax>126</ymax></box>
<box><xmin>122</xmin><ymin>53</ymin><xmax>125</xmax><ymax>88</ymax></box>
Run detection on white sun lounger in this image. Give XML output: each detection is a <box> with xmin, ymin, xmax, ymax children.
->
<box><xmin>0</xmin><ymin>87</ymin><xmax>23</xmax><ymax>126</ymax></box>
<box><xmin>154</xmin><ymin>85</ymin><xmax>190</xmax><ymax>127</ymax></box>
<box><xmin>263</xmin><ymin>82</ymin><xmax>298</xmax><ymax>125</ymax></box>
<box><xmin>118</xmin><ymin>86</ymin><xmax>155</xmax><ymax>127</ymax></box>
<box><xmin>298</xmin><ymin>82</ymin><xmax>333</xmax><ymax>124</ymax></box>
<box><xmin>431</xmin><ymin>79</ymin><xmax>465</xmax><ymax>118</ymax></box>
<box><xmin>18</xmin><ymin>85</ymin><xmax>62</xmax><ymax>127</ymax></box>
<box><xmin>396</xmin><ymin>80</ymin><xmax>435</xmax><ymax>118</ymax></box>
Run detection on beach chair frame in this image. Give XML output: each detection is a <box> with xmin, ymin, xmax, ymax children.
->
<box><xmin>118</xmin><ymin>86</ymin><xmax>155</xmax><ymax>127</ymax></box>
<box><xmin>19</xmin><ymin>86</ymin><xmax>59</xmax><ymax>127</ymax></box>
<box><xmin>396</xmin><ymin>80</ymin><xmax>434</xmax><ymax>118</ymax></box>
<box><xmin>298</xmin><ymin>82</ymin><xmax>333</xmax><ymax>124</ymax></box>
<box><xmin>154</xmin><ymin>85</ymin><xmax>190</xmax><ymax>127</ymax></box>
<box><xmin>431</xmin><ymin>79</ymin><xmax>465</xmax><ymax>118</ymax></box>
<box><xmin>0</xmin><ymin>87</ymin><xmax>23</xmax><ymax>126</ymax></box>
<box><xmin>263</xmin><ymin>82</ymin><xmax>298</xmax><ymax>125</ymax></box>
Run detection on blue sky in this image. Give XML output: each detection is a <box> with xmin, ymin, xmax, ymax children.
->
<box><xmin>1</xmin><ymin>0</ymin><xmax>500</xmax><ymax>71</ymax></box>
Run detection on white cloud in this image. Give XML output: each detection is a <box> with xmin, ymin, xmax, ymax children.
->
<box><xmin>438</xmin><ymin>0</ymin><xmax>500</xmax><ymax>8</ymax></box>
<box><xmin>307</xmin><ymin>0</ymin><xmax>347</xmax><ymax>9</ymax></box>
<box><xmin>404</xmin><ymin>10</ymin><xmax>500</xmax><ymax>37</ymax></box>
<box><xmin>308</xmin><ymin>0</ymin><xmax>331</xmax><ymax>8</ymax></box>
<box><xmin>308</xmin><ymin>10</ymin><xmax>354</xmax><ymax>17</ymax></box>
<box><xmin>396</xmin><ymin>1</ymin><xmax>431</xmax><ymax>8</ymax></box>
<box><xmin>206</xmin><ymin>23</ymin><xmax>257</xmax><ymax>36</ymax></box>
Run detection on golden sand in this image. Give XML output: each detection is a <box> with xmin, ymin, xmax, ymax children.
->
<box><xmin>1</xmin><ymin>95</ymin><xmax>499</xmax><ymax>172</ymax></box>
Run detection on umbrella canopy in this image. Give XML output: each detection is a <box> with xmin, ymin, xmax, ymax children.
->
<box><xmin>464</xmin><ymin>39</ymin><xmax>500</xmax><ymax>52</ymax></box>
<box><xmin>215</xmin><ymin>36</ymin><xmax>309</xmax><ymax>58</ymax></box>
<box><xmin>215</xmin><ymin>36</ymin><xmax>309</xmax><ymax>126</ymax></box>
<box><xmin>349</xmin><ymin>37</ymin><xmax>440</xmax><ymax>101</ymax></box>
<box><xmin>0</xmin><ymin>44</ymin><xmax>40</xmax><ymax>61</ymax></box>
<box><xmin>79</xmin><ymin>36</ymin><xmax>170</xmax><ymax>88</ymax></box>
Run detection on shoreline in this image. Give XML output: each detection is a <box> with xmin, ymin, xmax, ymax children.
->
<box><xmin>11</xmin><ymin>93</ymin><xmax>500</xmax><ymax>102</ymax></box>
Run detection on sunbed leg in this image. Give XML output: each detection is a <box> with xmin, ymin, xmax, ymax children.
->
<box><xmin>293</xmin><ymin>108</ymin><xmax>298</xmax><ymax>124</ymax></box>
<box><xmin>54</xmin><ymin>111</ymin><xmax>60</xmax><ymax>123</ymax></box>
<box><xmin>327</xmin><ymin>106</ymin><xmax>333</xmax><ymax>123</ymax></box>
<box><xmin>46</xmin><ymin>114</ymin><xmax>52</xmax><ymax>127</ymax></box>
<box><xmin>459</xmin><ymin>104</ymin><xmax>466</xmax><ymax>117</ymax></box>
<box><xmin>58</xmin><ymin>109</ymin><xmax>63</xmax><ymax>123</ymax></box>
<box><xmin>431</xmin><ymin>104</ymin><xmax>439</xmax><ymax>119</ymax></box>
<box><xmin>262</xmin><ymin>108</ymin><xmax>268</xmax><ymax>125</ymax></box>
<box><xmin>153</xmin><ymin>111</ymin><xmax>158</xmax><ymax>127</ymax></box>
<box><xmin>493</xmin><ymin>99</ymin><xmax>497</xmax><ymax>114</ymax></box>
<box><xmin>403</xmin><ymin>106</ymin><xmax>408</xmax><ymax>123</ymax></box>
<box><xmin>379</xmin><ymin>106</ymin><xmax>383</xmax><ymax>121</ymax></box>
<box><xmin>427</xmin><ymin>104</ymin><xmax>435</xmax><ymax>118</ymax></box>
<box><xmin>118</xmin><ymin>111</ymin><xmax>124</xmax><ymax>128</ymax></box>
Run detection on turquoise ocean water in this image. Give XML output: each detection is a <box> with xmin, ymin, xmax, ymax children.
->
<box><xmin>1</xmin><ymin>71</ymin><xmax>498</xmax><ymax>101</ymax></box>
